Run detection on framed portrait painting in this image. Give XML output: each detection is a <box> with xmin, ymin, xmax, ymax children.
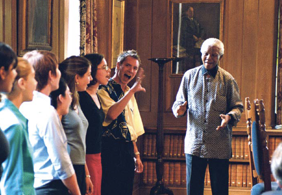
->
<box><xmin>18</xmin><ymin>0</ymin><xmax>53</xmax><ymax>56</ymax></box>
<box><xmin>170</xmin><ymin>0</ymin><xmax>224</xmax><ymax>74</ymax></box>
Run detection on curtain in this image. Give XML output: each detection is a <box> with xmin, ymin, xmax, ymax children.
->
<box><xmin>277</xmin><ymin>1</ymin><xmax>282</xmax><ymax>125</ymax></box>
<box><xmin>80</xmin><ymin>0</ymin><xmax>98</xmax><ymax>56</ymax></box>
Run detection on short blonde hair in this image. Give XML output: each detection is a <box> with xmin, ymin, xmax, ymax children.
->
<box><xmin>15</xmin><ymin>58</ymin><xmax>32</xmax><ymax>80</ymax></box>
<box><xmin>10</xmin><ymin>57</ymin><xmax>33</xmax><ymax>93</ymax></box>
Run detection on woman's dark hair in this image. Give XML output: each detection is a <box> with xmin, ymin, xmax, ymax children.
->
<box><xmin>50</xmin><ymin>78</ymin><xmax>68</xmax><ymax>109</ymax></box>
<box><xmin>0</xmin><ymin>42</ymin><xmax>17</xmax><ymax>71</ymax></box>
<box><xmin>84</xmin><ymin>53</ymin><xmax>104</xmax><ymax>86</ymax></box>
<box><xmin>59</xmin><ymin>56</ymin><xmax>91</xmax><ymax>109</ymax></box>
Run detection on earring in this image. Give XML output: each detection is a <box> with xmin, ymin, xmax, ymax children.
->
<box><xmin>75</xmin><ymin>81</ymin><xmax>79</xmax><ymax>85</ymax></box>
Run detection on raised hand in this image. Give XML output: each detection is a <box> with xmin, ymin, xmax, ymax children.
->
<box><xmin>131</xmin><ymin>67</ymin><xmax>146</xmax><ymax>93</ymax></box>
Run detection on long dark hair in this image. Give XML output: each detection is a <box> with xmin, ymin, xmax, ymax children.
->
<box><xmin>0</xmin><ymin>42</ymin><xmax>17</xmax><ymax>71</ymax></box>
<box><xmin>50</xmin><ymin>78</ymin><xmax>68</xmax><ymax>109</ymax></box>
<box><xmin>84</xmin><ymin>53</ymin><xmax>104</xmax><ymax>86</ymax></box>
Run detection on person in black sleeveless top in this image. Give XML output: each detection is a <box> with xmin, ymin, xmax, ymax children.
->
<box><xmin>79</xmin><ymin>53</ymin><xmax>110</xmax><ymax>195</ymax></box>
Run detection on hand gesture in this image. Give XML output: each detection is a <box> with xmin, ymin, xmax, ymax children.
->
<box><xmin>131</xmin><ymin>68</ymin><xmax>146</xmax><ymax>93</ymax></box>
<box><xmin>176</xmin><ymin>101</ymin><xmax>187</xmax><ymax>116</ymax></box>
<box><xmin>216</xmin><ymin>114</ymin><xmax>231</xmax><ymax>131</ymax></box>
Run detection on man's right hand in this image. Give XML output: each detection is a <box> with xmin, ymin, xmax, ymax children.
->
<box><xmin>176</xmin><ymin>101</ymin><xmax>187</xmax><ymax>116</ymax></box>
<box><xmin>131</xmin><ymin>67</ymin><xmax>146</xmax><ymax>93</ymax></box>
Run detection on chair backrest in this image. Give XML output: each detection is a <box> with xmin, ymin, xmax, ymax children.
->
<box><xmin>245</xmin><ymin>97</ymin><xmax>272</xmax><ymax>191</ymax></box>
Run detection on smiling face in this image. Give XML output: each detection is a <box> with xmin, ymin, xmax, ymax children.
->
<box><xmin>115</xmin><ymin>56</ymin><xmax>139</xmax><ymax>86</ymax></box>
<box><xmin>201</xmin><ymin>45</ymin><xmax>221</xmax><ymax>70</ymax></box>
<box><xmin>96</xmin><ymin>58</ymin><xmax>110</xmax><ymax>86</ymax></box>
<box><xmin>76</xmin><ymin>66</ymin><xmax>92</xmax><ymax>91</ymax></box>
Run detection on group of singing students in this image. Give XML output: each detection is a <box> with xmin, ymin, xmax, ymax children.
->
<box><xmin>1</xmin><ymin>37</ymin><xmax>282</xmax><ymax>195</ymax></box>
<box><xmin>0</xmin><ymin>41</ymin><xmax>146</xmax><ymax>195</ymax></box>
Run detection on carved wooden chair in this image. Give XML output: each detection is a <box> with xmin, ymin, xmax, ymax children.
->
<box><xmin>245</xmin><ymin>98</ymin><xmax>279</xmax><ymax>195</ymax></box>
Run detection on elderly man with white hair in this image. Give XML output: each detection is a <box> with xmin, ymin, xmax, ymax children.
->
<box><xmin>172</xmin><ymin>38</ymin><xmax>244</xmax><ymax>195</ymax></box>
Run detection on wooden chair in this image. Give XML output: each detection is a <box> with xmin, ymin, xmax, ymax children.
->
<box><xmin>245</xmin><ymin>97</ymin><xmax>278</xmax><ymax>194</ymax></box>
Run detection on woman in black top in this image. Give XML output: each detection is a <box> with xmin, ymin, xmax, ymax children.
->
<box><xmin>79</xmin><ymin>54</ymin><xmax>110</xmax><ymax>195</ymax></box>
<box><xmin>0</xmin><ymin>42</ymin><xmax>18</xmax><ymax>179</ymax></box>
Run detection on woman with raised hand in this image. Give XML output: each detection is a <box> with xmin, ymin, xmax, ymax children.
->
<box><xmin>0</xmin><ymin>42</ymin><xmax>17</xmax><ymax>180</ymax></box>
<box><xmin>0</xmin><ymin>58</ymin><xmax>37</xmax><ymax>194</ymax></box>
<box><xmin>59</xmin><ymin>56</ymin><xmax>93</xmax><ymax>195</ymax></box>
<box><xmin>79</xmin><ymin>54</ymin><xmax>110</xmax><ymax>195</ymax></box>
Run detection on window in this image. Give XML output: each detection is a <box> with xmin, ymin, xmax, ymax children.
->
<box><xmin>67</xmin><ymin>0</ymin><xmax>80</xmax><ymax>57</ymax></box>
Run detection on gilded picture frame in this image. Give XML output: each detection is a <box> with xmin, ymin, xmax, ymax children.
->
<box><xmin>170</xmin><ymin>0</ymin><xmax>224</xmax><ymax>74</ymax></box>
<box><xmin>18</xmin><ymin>0</ymin><xmax>53</xmax><ymax>56</ymax></box>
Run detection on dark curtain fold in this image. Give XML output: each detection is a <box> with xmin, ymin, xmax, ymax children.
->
<box><xmin>277</xmin><ymin>2</ymin><xmax>282</xmax><ymax>124</ymax></box>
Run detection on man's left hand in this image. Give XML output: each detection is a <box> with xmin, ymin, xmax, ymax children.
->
<box><xmin>135</xmin><ymin>157</ymin><xmax>144</xmax><ymax>173</ymax></box>
<box><xmin>216</xmin><ymin>114</ymin><xmax>231</xmax><ymax>131</ymax></box>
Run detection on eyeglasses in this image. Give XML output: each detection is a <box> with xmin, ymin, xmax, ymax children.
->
<box><xmin>97</xmin><ymin>66</ymin><xmax>109</xmax><ymax>71</ymax></box>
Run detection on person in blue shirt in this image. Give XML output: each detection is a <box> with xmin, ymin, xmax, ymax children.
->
<box><xmin>20</xmin><ymin>50</ymin><xmax>81</xmax><ymax>195</ymax></box>
<box><xmin>0</xmin><ymin>42</ymin><xmax>17</xmax><ymax>180</ymax></box>
<box><xmin>0</xmin><ymin>58</ymin><xmax>37</xmax><ymax>194</ymax></box>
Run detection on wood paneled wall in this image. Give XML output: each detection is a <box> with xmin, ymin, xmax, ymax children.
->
<box><xmin>0</xmin><ymin>0</ymin><xmax>17</xmax><ymax>51</ymax></box>
<box><xmin>0</xmin><ymin>0</ymin><xmax>68</xmax><ymax>62</ymax></box>
<box><xmin>123</xmin><ymin>0</ymin><xmax>279</xmax><ymax>129</ymax></box>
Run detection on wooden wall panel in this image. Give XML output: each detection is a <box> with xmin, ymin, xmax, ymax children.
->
<box><xmin>222</xmin><ymin>0</ymin><xmax>244</xmax><ymax>87</ymax></box>
<box><xmin>139</xmin><ymin>0</ymin><xmax>168</xmax><ymax>127</ymax></box>
<box><xmin>58</xmin><ymin>0</ymin><xmax>69</xmax><ymax>62</ymax></box>
<box><xmin>223</xmin><ymin>0</ymin><xmax>244</xmax><ymax>127</ymax></box>
<box><xmin>97</xmin><ymin>0</ymin><xmax>112</xmax><ymax>65</ymax></box>
<box><xmin>124</xmin><ymin>0</ymin><xmax>137</xmax><ymax>50</ymax></box>
<box><xmin>135</xmin><ymin>0</ymin><xmax>153</xmax><ymax>113</ymax></box>
<box><xmin>52</xmin><ymin>0</ymin><xmax>60</xmax><ymax>61</ymax></box>
<box><xmin>0</xmin><ymin>0</ymin><xmax>17</xmax><ymax>51</ymax></box>
<box><xmin>256</xmin><ymin>0</ymin><xmax>277</xmax><ymax>127</ymax></box>
<box><xmin>240</xmin><ymin>0</ymin><xmax>259</xmax><ymax>125</ymax></box>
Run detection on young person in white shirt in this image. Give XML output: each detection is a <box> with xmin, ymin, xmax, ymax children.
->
<box><xmin>20</xmin><ymin>50</ymin><xmax>81</xmax><ymax>195</ymax></box>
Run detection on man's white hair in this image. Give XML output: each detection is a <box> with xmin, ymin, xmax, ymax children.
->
<box><xmin>200</xmin><ymin>38</ymin><xmax>224</xmax><ymax>56</ymax></box>
<box><xmin>271</xmin><ymin>142</ymin><xmax>282</xmax><ymax>185</ymax></box>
